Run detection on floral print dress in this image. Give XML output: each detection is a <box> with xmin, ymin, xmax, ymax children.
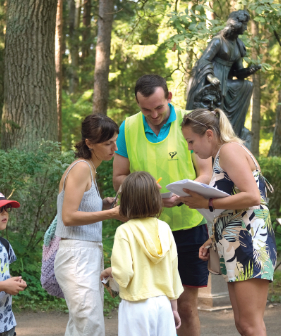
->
<box><xmin>210</xmin><ymin>143</ymin><xmax>277</xmax><ymax>282</ymax></box>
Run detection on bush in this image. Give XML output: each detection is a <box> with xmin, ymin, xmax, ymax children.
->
<box><xmin>0</xmin><ymin>141</ymin><xmax>75</xmax><ymax>310</ymax></box>
<box><xmin>0</xmin><ymin>142</ymin><xmax>120</xmax><ymax>311</ymax></box>
<box><xmin>258</xmin><ymin>156</ymin><xmax>281</xmax><ymax>258</ymax></box>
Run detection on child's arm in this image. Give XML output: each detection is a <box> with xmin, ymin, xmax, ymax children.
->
<box><xmin>111</xmin><ymin>228</ymin><xmax>134</xmax><ymax>288</ymax></box>
<box><xmin>170</xmin><ymin>299</ymin><xmax>181</xmax><ymax>329</ymax></box>
<box><xmin>0</xmin><ymin>276</ymin><xmax>27</xmax><ymax>295</ymax></box>
<box><xmin>100</xmin><ymin>267</ymin><xmax>112</xmax><ymax>280</ymax></box>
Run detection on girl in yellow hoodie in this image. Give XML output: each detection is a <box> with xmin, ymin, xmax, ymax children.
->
<box><xmin>101</xmin><ymin>171</ymin><xmax>183</xmax><ymax>336</ymax></box>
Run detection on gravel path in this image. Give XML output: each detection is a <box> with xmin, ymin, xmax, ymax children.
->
<box><xmin>15</xmin><ymin>304</ymin><xmax>281</xmax><ymax>336</ymax></box>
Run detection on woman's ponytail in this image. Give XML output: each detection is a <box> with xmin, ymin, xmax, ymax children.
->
<box><xmin>74</xmin><ymin>140</ymin><xmax>92</xmax><ymax>159</ymax></box>
<box><xmin>182</xmin><ymin>108</ymin><xmax>243</xmax><ymax>144</ymax></box>
<box><xmin>215</xmin><ymin>109</ymin><xmax>243</xmax><ymax>144</ymax></box>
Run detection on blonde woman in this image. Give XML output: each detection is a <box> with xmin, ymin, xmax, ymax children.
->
<box><xmin>179</xmin><ymin>108</ymin><xmax>276</xmax><ymax>336</ymax></box>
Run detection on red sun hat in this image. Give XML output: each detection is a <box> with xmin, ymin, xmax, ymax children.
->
<box><xmin>0</xmin><ymin>192</ymin><xmax>20</xmax><ymax>208</ymax></box>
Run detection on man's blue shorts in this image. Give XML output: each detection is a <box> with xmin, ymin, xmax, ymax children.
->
<box><xmin>172</xmin><ymin>224</ymin><xmax>209</xmax><ymax>287</ymax></box>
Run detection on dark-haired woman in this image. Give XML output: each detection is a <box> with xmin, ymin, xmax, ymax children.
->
<box><xmin>179</xmin><ymin>108</ymin><xmax>276</xmax><ymax>336</ymax></box>
<box><xmin>54</xmin><ymin>114</ymin><xmax>124</xmax><ymax>336</ymax></box>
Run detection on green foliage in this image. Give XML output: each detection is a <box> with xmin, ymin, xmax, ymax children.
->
<box><xmin>0</xmin><ymin>143</ymin><xmax>120</xmax><ymax>312</ymax></box>
<box><xmin>258</xmin><ymin>156</ymin><xmax>281</xmax><ymax>220</ymax></box>
<box><xmin>268</xmin><ymin>270</ymin><xmax>281</xmax><ymax>303</ymax></box>
<box><xmin>97</xmin><ymin>159</ymin><xmax>121</xmax><ymax>312</ymax></box>
<box><xmin>0</xmin><ymin>141</ymin><xmax>74</xmax><ymax>310</ymax></box>
<box><xmin>258</xmin><ymin>156</ymin><xmax>281</xmax><ymax>257</ymax></box>
<box><xmin>0</xmin><ymin>141</ymin><xmax>75</xmax><ymax>238</ymax></box>
<box><xmin>62</xmin><ymin>90</ymin><xmax>93</xmax><ymax>151</ymax></box>
<box><xmin>102</xmin><ymin>219</ymin><xmax>121</xmax><ymax>314</ymax></box>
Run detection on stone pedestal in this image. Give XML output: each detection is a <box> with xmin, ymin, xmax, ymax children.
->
<box><xmin>198</xmin><ymin>273</ymin><xmax>231</xmax><ymax>311</ymax></box>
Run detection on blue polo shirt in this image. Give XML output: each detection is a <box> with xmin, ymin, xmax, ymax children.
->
<box><xmin>116</xmin><ymin>103</ymin><xmax>177</xmax><ymax>158</ymax></box>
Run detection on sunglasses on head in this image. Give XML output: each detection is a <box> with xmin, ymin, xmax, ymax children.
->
<box><xmin>0</xmin><ymin>205</ymin><xmax>13</xmax><ymax>214</ymax></box>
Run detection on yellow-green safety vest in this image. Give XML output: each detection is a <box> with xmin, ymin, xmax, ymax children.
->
<box><xmin>125</xmin><ymin>109</ymin><xmax>203</xmax><ymax>231</ymax></box>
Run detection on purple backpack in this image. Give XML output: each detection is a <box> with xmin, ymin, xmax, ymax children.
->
<box><xmin>41</xmin><ymin>215</ymin><xmax>64</xmax><ymax>298</ymax></box>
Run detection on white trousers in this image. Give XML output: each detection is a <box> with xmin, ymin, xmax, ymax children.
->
<box><xmin>54</xmin><ymin>240</ymin><xmax>104</xmax><ymax>336</ymax></box>
<box><xmin>118</xmin><ymin>296</ymin><xmax>177</xmax><ymax>336</ymax></box>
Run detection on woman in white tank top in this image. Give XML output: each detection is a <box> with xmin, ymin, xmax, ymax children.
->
<box><xmin>54</xmin><ymin>114</ymin><xmax>125</xmax><ymax>336</ymax></box>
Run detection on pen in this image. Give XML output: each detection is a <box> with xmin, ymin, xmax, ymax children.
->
<box><xmin>156</xmin><ymin>177</ymin><xmax>162</xmax><ymax>184</ymax></box>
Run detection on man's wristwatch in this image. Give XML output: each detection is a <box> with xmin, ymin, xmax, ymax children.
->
<box><xmin>209</xmin><ymin>198</ymin><xmax>214</xmax><ymax>212</ymax></box>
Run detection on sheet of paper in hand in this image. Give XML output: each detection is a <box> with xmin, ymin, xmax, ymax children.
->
<box><xmin>101</xmin><ymin>277</ymin><xmax>119</xmax><ymax>298</ymax></box>
<box><xmin>166</xmin><ymin>179</ymin><xmax>230</xmax><ymax>223</ymax></box>
<box><xmin>160</xmin><ymin>191</ymin><xmax>173</xmax><ymax>199</ymax></box>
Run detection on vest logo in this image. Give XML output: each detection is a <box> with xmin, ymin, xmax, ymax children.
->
<box><xmin>169</xmin><ymin>151</ymin><xmax>178</xmax><ymax>160</ymax></box>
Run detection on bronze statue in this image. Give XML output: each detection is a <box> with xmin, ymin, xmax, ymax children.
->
<box><xmin>193</xmin><ymin>84</ymin><xmax>222</xmax><ymax>110</ymax></box>
<box><xmin>186</xmin><ymin>10</ymin><xmax>261</xmax><ymax>137</ymax></box>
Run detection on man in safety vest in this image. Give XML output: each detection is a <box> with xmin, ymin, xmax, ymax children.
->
<box><xmin>113</xmin><ymin>74</ymin><xmax>212</xmax><ymax>336</ymax></box>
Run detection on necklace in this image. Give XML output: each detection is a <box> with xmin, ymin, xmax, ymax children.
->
<box><xmin>89</xmin><ymin>159</ymin><xmax>97</xmax><ymax>174</ymax></box>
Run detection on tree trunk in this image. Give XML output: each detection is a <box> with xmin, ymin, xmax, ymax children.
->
<box><xmin>82</xmin><ymin>0</ymin><xmax>91</xmax><ymax>59</ymax></box>
<box><xmin>1</xmin><ymin>0</ymin><xmax>58</xmax><ymax>150</ymax></box>
<box><xmin>251</xmin><ymin>19</ymin><xmax>260</xmax><ymax>156</ymax></box>
<box><xmin>56</xmin><ymin>0</ymin><xmax>63</xmax><ymax>144</ymax></box>
<box><xmin>93</xmin><ymin>0</ymin><xmax>114</xmax><ymax>115</ymax></box>
<box><xmin>0</xmin><ymin>0</ymin><xmax>7</xmax><ymax>123</ymax></box>
<box><xmin>268</xmin><ymin>88</ymin><xmax>281</xmax><ymax>156</ymax></box>
<box><xmin>68</xmin><ymin>0</ymin><xmax>81</xmax><ymax>94</ymax></box>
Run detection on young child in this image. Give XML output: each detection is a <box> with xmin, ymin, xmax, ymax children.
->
<box><xmin>101</xmin><ymin>172</ymin><xmax>183</xmax><ymax>336</ymax></box>
<box><xmin>0</xmin><ymin>193</ymin><xmax>27</xmax><ymax>336</ymax></box>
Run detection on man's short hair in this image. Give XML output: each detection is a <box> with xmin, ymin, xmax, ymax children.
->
<box><xmin>135</xmin><ymin>75</ymin><xmax>169</xmax><ymax>101</ymax></box>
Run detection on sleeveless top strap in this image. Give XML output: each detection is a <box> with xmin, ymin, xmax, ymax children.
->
<box><xmin>215</xmin><ymin>142</ymin><xmax>259</xmax><ymax>171</ymax></box>
<box><xmin>62</xmin><ymin>160</ymin><xmax>94</xmax><ymax>190</ymax></box>
<box><xmin>234</xmin><ymin>143</ymin><xmax>260</xmax><ymax>171</ymax></box>
<box><xmin>215</xmin><ymin>142</ymin><xmax>274</xmax><ymax>193</ymax></box>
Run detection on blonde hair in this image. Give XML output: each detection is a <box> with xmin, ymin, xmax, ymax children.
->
<box><xmin>119</xmin><ymin>171</ymin><xmax>162</xmax><ymax>219</ymax></box>
<box><xmin>181</xmin><ymin>108</ymin><xmax>243</xmax><ymax>144</ymax></box>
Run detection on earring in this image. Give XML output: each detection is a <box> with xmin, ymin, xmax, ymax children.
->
<box><xmin>88</xmin><ymin>147</ymin><xmax>92</xmax><ymax>151</ymax></box>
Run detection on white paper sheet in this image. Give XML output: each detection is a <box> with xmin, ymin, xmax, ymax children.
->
<box><xmin>160</xmin><ymin>191</ymin><xmax>173</xmax><ymax>199</ymax></box>
<box><xmin>166</xmin><ymin>179</ymin><xmax>230</xmax><ymax>223</ymax></box>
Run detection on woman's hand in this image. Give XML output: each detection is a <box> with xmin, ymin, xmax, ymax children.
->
<box><xmin>249</xmin><ymin>64</ymin><xmax>261</xmax><ymax>74</ymax></box>
<box><xmin>100</xmin><ymin>267</ymin><xmax>112</xmax><ymax>281</ymax></box>
<box><xmin>207</xmin><ymin>74</ymin><xmax>220</xmax><ymax>86</ymax></box>
<box><xmin>110</xmin><ymin>205</ymin><xmax>128</xmax><ymax>222</ymax></box>
<box><xmin>178</xmin><ymin>189</ymin><xmax>208</xmax><ymax>209</ymax></box>
<box><xmin>102</xmin><ymin>197</ymin><xmax>115</xmax><ymax>210</ymax></box>
<box><xmin>199</xmin><ymin>238</ymin><xmax>212</xmax><ymax>261</ymax></box>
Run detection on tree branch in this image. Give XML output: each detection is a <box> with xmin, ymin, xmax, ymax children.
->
<box><xmin>274</xmin><ymin>30</ymin><xmax>281</xmax><ymax>46</ymax></box>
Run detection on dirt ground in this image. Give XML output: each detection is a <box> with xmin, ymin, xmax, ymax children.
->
<box><xmin>15</xmin><ymin>303</ymin><xmax>281</xmax><ymax>336</ymax></box>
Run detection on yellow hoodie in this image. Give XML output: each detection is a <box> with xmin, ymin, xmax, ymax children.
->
<box><xmin>111</xmin><ymin>217</ymin><xmax>184</xmax><ymax>301</ymax></box>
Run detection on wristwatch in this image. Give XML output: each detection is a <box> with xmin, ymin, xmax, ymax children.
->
<box><xmin>209</xmin><ymin>198</ymin><xmax>214</xmax><ymax>212</ymax></box>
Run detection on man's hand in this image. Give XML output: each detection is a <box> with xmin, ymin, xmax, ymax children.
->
<box><xmin>2</xmin><ymin>276</ymin><xmax>27</xmax><ymax>295</ymax></box>
<box><xmin>162</xmin><ymin>194</ymin><xmax>180</xmax><ymax>208</ymax></box>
